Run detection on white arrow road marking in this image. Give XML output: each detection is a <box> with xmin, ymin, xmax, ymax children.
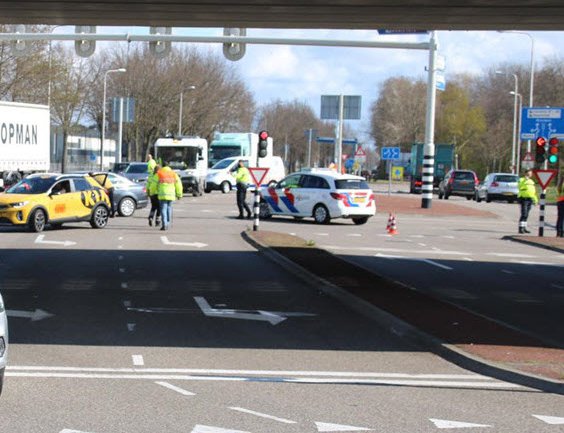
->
<box><xmin>229</xmin><ymin>407</ymin><xmax>296</xmax><ymax>424</ymax></box>
<box><xmin>6</xmin><ymin>309</ymin><xmax>54</xmax><ymax>321</ymax></box>
<box><xmin>532</xmin><ymin>415</ymin><xmax>564</xmax><ymax>425</ymax></box>
<box><xmin>35</xmin><ymin>234</ymin><xmax>76</xmax><ymax>247</ymax></box>
<box><xmin>194</xmin><ymin>296</ymin><xmax>286</xmax><ymax>325</ymax></box>
<box><xmin>429</xmin><ymin>419</ymin><xmax>492</xmax><ymax>429</ymax></box>
<box><xmin>155</xmin><ymin>381</ymin><xmax>195</xmax><ymax>396</ymax></box>
<box><xmin>191</xmin><ymin>425</ymin><xmax>250</xmax><ymax>433</ymax></box>
<box><xmin>315</xmin><ymin>421</ymin><xmax>372</xmax><ymax>431</ymax></box>
<box><xmin>161</xmin><ymin>236</ymin><xmax>207</xmax><ymax>248</ymax></box>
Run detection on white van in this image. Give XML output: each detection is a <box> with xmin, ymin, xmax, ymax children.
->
<box><xmin>205</xmin><ymin>156</ymin><xmax>285</xmax><ymax>193</ymax></box>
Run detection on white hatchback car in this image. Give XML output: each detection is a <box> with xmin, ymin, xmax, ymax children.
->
<box><xmin>0</xmin><ymin>292</ymin><xmax>8</xmax><ymax>395</ymax></box>
<box><xmin>259</xmin><ymin>169</ymin><xmax>376</xmax><ymax>224</ymax></box>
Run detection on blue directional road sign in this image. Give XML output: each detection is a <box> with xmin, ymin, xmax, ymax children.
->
<box><xmin>521</xmin><ymin>107</ymin><xmax>564</xmax><ymax>140</ymax></box>
<box><xmin>381</xmin><ymin>146</ymin><xmax>401</xmax><ymax>160</ymax></box>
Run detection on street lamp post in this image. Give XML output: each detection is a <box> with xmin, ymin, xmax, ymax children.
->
<box><xmin>101</xmin><ymin>68</ymin><xmax>126</xmax><ymax>171</ymax></box>
<box><xmin>496</xmin><ymin>70</ymin><xmax>518</xmax><ymax>174</ymax></box>
<box><xmin>498</xmin><ymin>31</ymin><xmax>535</xmax><ymax>152</ymax></box>
<box><xmin>178</xmin><ymin>85</ymin><xmax>196</xmax><ymax>136</ymax></box>
<box><xmin>510</xmin><ymin>91</ymin><xmax>523</xmax><ymax>173</ymax></box>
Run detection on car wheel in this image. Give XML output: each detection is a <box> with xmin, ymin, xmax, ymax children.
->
<box><xmin>466</xmin><ymin>196</ymin><xmax>472</xmax><ymax>200</ymax></box>
<box><xmin>313</xmin><ymin>204</ymin><xmax>330</xmax><ymax>224</ymax></box>
<box><xmin>90</xmin><ymin>205</ymin><xmax>109</xmax><ymax>228</ymax></box>
<box><xmin>259</xmin><ymin>202</ymin><xmax>272</xmax><ymax>219</ymax></box>
<box><xmin>221</xmin><ymin>181</ymin><xmax>231</xmax><ymax>194</ymax></box>
<box><xmin>352</xmin><ymin>216</ymin><xmax>369</xmax><ymax>225</ymax></box>
<box><xmin>118</xmin><ymin>197</ymin><xmax>136</xmax><ymax>217</ymax></box>
<box><xmin>485</xmin><ymin>192</ymin><xmax>491</xmax><ymax>203</ymax></box>
<box><xmin>28</xmin><ymin>208</ymin><xmax>46</xmax><ymax>232</ymax></box>
<box><xmin>204</xmin><ymin>187</ymin><xmax>212</xmax><ymax>193</ymax></box>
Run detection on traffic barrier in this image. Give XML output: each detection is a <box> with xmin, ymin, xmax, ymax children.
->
<box><xmin>387</xmin><ymin>213</ymin><xmax>398</xmax><ymax>235</ymax></box>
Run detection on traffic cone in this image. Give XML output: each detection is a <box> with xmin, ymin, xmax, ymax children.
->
<box><xmin>388</xmin><ymin>213</ymin><xmax>399</xmax><ymax>235</ymax></box>
<box><xmin>386</xmin><ymin>213</ymin><xmax>393</xmax><ymax>233</ymax></box>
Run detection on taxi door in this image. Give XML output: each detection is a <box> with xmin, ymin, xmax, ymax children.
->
<box><xmin>47</xmin><ymin>180</ymin><xmax>74</xmax><ymax>220</ymax></box>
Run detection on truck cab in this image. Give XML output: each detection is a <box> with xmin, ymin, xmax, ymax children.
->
<box><xmin>153</xmin><ymin>136</ymin><xmax>208</xmax><ymax>196</ymax></box>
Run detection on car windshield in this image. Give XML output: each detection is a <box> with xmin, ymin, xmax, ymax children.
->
<box><xmin>494</xmin><ymin>175</ymin><xmax>519</xmax><ymax>183</ymax></box>
<box><xmin>125</xmin><ymin>164</ymin><xmax>148</xmax><ymax>174</ymax></box>
<box><xmin>335</xmin><ymin>179</ymin><xmax>370</xmax><ymax>190</ymax></box>
<box><xmin>6</xmin><ymin>176</ymin><xmax>56</xmax><ymax>194</ymax></box>
<box><xmin>212</xmin><ymin>159</ymin><xmax>236</xmax><ymax>170</ymax></box>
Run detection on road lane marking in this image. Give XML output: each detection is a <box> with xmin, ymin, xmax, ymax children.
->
<box><xmin>374</xmin><ymin>255</ymin><xmax>452</xmax><ymax>270</ymax></box>
<box><xmin>156</xmin><ymin>381</ymin><xmax>195</xmax><ymax>396</ymax></box>
<box><xmin>132</xmin><ymin>355</ymin><xmax>144</xmax><ymax>366</ymax></box>
<box><xmin>123</xmin><ymin>300</ymin><xmax>131</xmax><ymax>307</ymax></box>
<box><xmin>429</xmin><ymin>419</ymin><xmax>492</xmax><ymax>429</ymax></box>
<box><xmin>488</xmin><ymin>252</ymin><xmax>534</xmax><ymax>258</ymax></box>
<box><xmin>347</xmin><ymin>233</ymin><xmax>362</xmax><ymax>237</ymax></box>
<box><xmin>191</xmin><ymin>425</ymin><xmax>250</xmax><ymax>433</ymax></box>
<box><xmin>418</xmin><ymin>243</ymin><xmax>427</xmax><ymax>247</ymax></box>
<box><xmin>324</xmin><ymin>245</ymin><xmax>468</xmax><ymax>255</ymax></box>
<box><xmin>315</xmin><ymin>422</ymin><xmax>371</xmax><ymax>431</ymax></box>
<box><xmin>34</xmin><ymin>235</ymin><xmax>76</xmax><ymax>247</ymax></box>
<box><xmin>121</xmin><ymin>282</ymin><xmax>128</xmax><ymax>289</ymax></box>
<box><xmin>532</xmin><ymin>415</ymin><xmax>564</xmax><ymax>425</ymax></box>
<box><xmin>551</xmin><ymin>284</ymin><xmax>564</xmax><ymax>290</ymax></box>
<box><xmin>127</xmin><ymin>323</ymin><xmax>135</xmax><ymax>331</ymax></box>
<box><xmin>501</xmin><ymin>270</ymin><xmax>515</xmax><ymax>274</ymax></box>
<box><xmin>314</xmin><ymin>233</ymin><xmax>329</xmax><ymax>236</ymax></box>
<box><xmin>229</xmin><ymin>407</ymin><xmax>296</xmax><ymax>424</ymax></box>
<box><xmin>463</xmin><ymin>257</ymin><xmax>474</xmax><ymax>262</ymax></box>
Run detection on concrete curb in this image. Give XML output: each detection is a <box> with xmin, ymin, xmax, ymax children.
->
<box><xmin>242</xmin><ymin>230</ymin><xmax>564</xmax><ymax>395</ymax></box>
<box><xmin>503</xmin><ymin>235</ymin><xmax>564</xmax><ymax>254</ymax></box>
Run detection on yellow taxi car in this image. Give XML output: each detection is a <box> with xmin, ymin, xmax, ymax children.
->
<box><xmin>0</xmin><ymin>173</ymin><xmax>111</xmax><ymax>232</ymax></box>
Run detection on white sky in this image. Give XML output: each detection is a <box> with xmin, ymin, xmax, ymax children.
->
<box><xmin>58</xmin><ymin>27</ymin><xmax>564</xmax><ymax>143</ymax></box>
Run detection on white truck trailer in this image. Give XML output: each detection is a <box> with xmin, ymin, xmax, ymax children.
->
<box><xmin>208</xmin><ymin>132</ymin><xmax>273</xmax><ymax>168</ymax></box>
<box><xmin>0</xmin><ymin>101</ymin><xmax>50</xmax><ymax>190</ymax></box>
<box><xmin>153</xmin><ymin>136</ymin><xmax>208</xmax><ymax>196</ymax></box>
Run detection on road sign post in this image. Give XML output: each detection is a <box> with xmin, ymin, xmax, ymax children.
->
<box><xmin>249</xmin><ymin>167</ymin><xmax>270</xmax><ymax>232</ymax></box>
<box><xmin>381</xmin><ymin>147</ymin><xmax>401</xmax><ymax>196</ymax></box>
<box><xmin>533</xmin><ymin>169</ymin><xmax>558</xmax><ymax>237</ymax></box>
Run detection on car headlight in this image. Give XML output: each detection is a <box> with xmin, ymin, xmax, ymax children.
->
<box><xmin>10</xmin><ymin>201</ymin><xmax>29</xmax><ymax>208</ymax></box>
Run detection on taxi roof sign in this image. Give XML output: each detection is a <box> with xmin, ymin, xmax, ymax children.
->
<box><xmin>532</xmin><ymin>169</ymin><xmax>557</xmax><ymax>189</ymax></box>
<box><xmin>249</xmin><ymin>167</ymin><xmax>269</xmax><ymax>186</ymax></box>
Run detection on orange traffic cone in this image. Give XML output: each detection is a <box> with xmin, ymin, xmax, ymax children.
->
<box><xmin>388</xmin><ymin>213</ymin><xmax>399</xmax><ymax>235</ymax></box>
<box><xmin>386</xmin><ymin>213</ymin><xmax>393</xmax><ymax>233</ymax></box>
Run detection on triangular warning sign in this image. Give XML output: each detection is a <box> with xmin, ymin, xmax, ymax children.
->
<box><xmin>522</xmin><ymin>152</ymin><xmax>534</xmax><ymax>162</ymax></box>
<box><xmin>248</xmin><ymin>167</ymin><xmax>270</xmax><ymax>187</ymax></box>
<box><xmin>354</xmin><ymin>146</ymin><xmax>366</xmax><ymax>157</ymax></box>
<box><xmin>532</xmin><ymin>169</ymin><xmax>557</xmax><ymax>189</ymax></box>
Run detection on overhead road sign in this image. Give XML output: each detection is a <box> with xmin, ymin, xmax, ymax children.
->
<box><xmin>316</xmin><ymin>137</ymin><xmax>358</xmax><ymax>145</ymax></box>
<box><xmin>321</xmin><ymin>95</ymin><xmax>362</xmax><ymax>120</ymax></box>
<box><xmin>521</xmin><ymin>107</ymin><xmax>564</xmax><ymax>140</ymax></box>
<box><xmin>381</xmin><ymin>147</ymin><xmax>401</xmax><ymax>161</ymax></box>
<box><xmin>378</xmin><ymin>29</ymin><xmax>429</xmax><ymax>35</ymax></box>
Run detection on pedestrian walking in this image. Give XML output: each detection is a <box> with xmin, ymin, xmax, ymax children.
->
<box><xmin>157</xmin><ymin>162</ymin><xmax>183</xmax><ymax>231</ymax></box>
<box><xmin>232</xmin><ymin>160</ymin><xmax>252</xmax><ymax>219</ymax></box>
<box><xmin>517</xmin><ymin>169</ymin><xmax>538</xmax><ymax>234</ymax></box>
<box><xmin>147</xmin><ymin>153</ymin><xmax>157</xmax><ymax>174</ymax></box>
<box><xmin>146</xmin><ymin>164</ymin><xmax>161</xmax><ymax>227</ymax></box>
<box><xmin>556</xmin><ymin>176</ymin><xmax>564</xmax><ymax>238</ymax></box>
<box><xmin>90</xmin><ymin>172</ymin><xmax>116</xmax><ymax>217</ymax></box>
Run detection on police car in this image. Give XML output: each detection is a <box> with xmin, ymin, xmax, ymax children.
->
<box><xmin>259</xmin><ymin>169</ymin><xmax>376</xmax><ymax>224</ymax></box>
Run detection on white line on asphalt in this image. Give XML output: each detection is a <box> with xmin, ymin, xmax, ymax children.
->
<box><xmin>441</xmin><ymin>235</ymin><xmax>456</xmax><ymax>239</ymax></box>
<box><xmin>347</xmin><ymin>234</ymin><xmax>362</xmax><ymax>237</ymax></box>
<box><xmin>118</xmin><ymin>255</ymin><xmax>124</xmax><ymax>260</ymax></box>
<box><xmin>463</xmin><ymin>257</ymin><xmax>474</xmax><ymax>262</ymax></box>
<box><xmin>6</xmin><ymin>366</ymin><xmax>491</xmax><ymax>379</ymax></box>
<box><xmin>314</xmin><ymin>233</ymin><xmax>329</xmax><ymax>236</ymax></box>
<box><xmin>118</xmin><ymin>237</ymin><xmax>123</xmax><ymax>241</ymax></box>
<box><xmin>501</xmin><ymin>270</ymin><xmax>515</xmax><ymax>275</ymax></box>
<box><xmin>118</xmin><ymin>245</ymin><xmax>123</xmax><ymax>249</ymax></box>
<box><xmin>132</xmin><ymin>355</ymin><xmax>144</xmax><ymax>366</ymax></box>
<box><xmin>121</xmin><ymin>282</ymin><xmax>128</xmax><ymax>289</ymax></box>
<box><xmin>123</xmin><ymin>300</ymin><xmax>131</xmax><ymax>307</ymax></box>
<box><xmin>417</xmin><ymin>259</ymin><xmax>453</xmax><ymax>270</ymax></box>
<box><xmin>488</xmin><ymin>252</ymin><xmax>535</xmax><ymax>258</ymax></box>
<box><xmin>514</xmin><ymin>260</ymin><xmax>564</xmax><ymax>267</ymax></box>
<box><xmin>229</xmin><ymin>407</ymin><xmax>297</xmax><ymax>424</ymax></box>
<box><xmin>119</xmin><ymin>268</ymin><xmax>125</xmax><ymax>273</ymax></box>
<box><xmin>155</xmin><ymin>381</ymin><xmax>195</xmax><ymax>396</ymax></box>
<box><xmin>551</xmin><ymin>284</ymin><xmax>564</xmax><ymax>290</ymax></box>
<box><xmin>323</xmin><ymin>245</ymin><xmax>469</xmax><ymax>255</ymax></box>
<box><xmin>375</xmin><ymin>253</ymin><xmax>405</xmax><ymax>259</ymax></box>
<box><xmin>289</xmin><ymin>233</ymin><xmax>296</xmax><ymax>236</ymax></box>
<box><xmin>408</xmin><ymin>235</ymin><xmax>425</xmax><ymax>238</ymax></box>
<box><xmin>418</xmin><ymin>243</ymin><xmax>427</xmax><ymax>247</ymax></box>
<box><xmin>127</xmin><ymin>323</ymin><xmax>135</xmax><ymax>332</ymax></box>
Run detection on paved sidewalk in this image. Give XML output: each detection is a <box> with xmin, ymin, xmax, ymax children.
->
<box><xmin>244</xmin><ymin>229</ymin><xmax>564</xmax><ymax>395</ymax></box>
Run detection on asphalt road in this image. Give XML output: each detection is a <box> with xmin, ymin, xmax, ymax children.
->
<box><xmin>0</xmin><ymin>191</ymin><xmax>563</xmax><ymax>433</ymax></box>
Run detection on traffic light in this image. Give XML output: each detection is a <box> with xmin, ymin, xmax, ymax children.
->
<box><xmin>535</xmin><ymin>136</ymin><xmax>547</xmax><ymax>164</ymax></box>
<box><xmin>258</xmin><ymin>130</ymin><xmax>269</xmax><ymax>158</ymax></box>
<box><xmin>548</xmin><ymin>137</ymin><xmax>559</xmax><ymax>165</ymax></box>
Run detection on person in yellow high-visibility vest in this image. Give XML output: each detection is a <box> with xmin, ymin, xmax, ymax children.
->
<box><xmin>146</xmin><ymin>164</ymin><xmax>161</xmax><ymax>227</ymax></box>
<box><xmin>517</xmin><ymin>169</ymin><xmax>538</xmax><ymax>234</ymax></box>
<box><xmin>157</xmin><ymin>162</ymin><xmax>183</xmax><ymax>231</ymax></box>
<box><xmin>232</xmin><ymin>160</ymin><xmax>252</xmax><ymax>219</ymax></box>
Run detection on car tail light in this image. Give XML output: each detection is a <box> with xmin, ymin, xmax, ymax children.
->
<box><xmin>330</xmin><ymin>192</ymin><xmax>345</xmax><ymax>200</ymax></box>
<box><xmin>474</xmin><ymin>176</ymin><xmax>480</xmax><ymax>186</ymax></box>
<box><xmin>369</xmin><ymin>193</ymin><xmax>375</xmax><ymax>201</ymax></box>
<box><xmin>415</xmin><ymin>181</ymin><xmax>422</xmax><ymax>187</ymax></box>
<box><xmin>491</xmin><ymin>181</ymin><xmax>499</xmax><ymax>187</ymax></box>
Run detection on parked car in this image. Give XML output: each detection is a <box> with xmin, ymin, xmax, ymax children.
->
<box><xmin>438</xmin><ymin>169</ymin><xmax>479</xmax><ymax>200</ymax></box>
<box><xmin>0</xmin><ymin>173</ymin><xmax>111</xmax><ymax>232</ymax></box>
<box><xmin>90</xmin><ymin>172</ymin><xmax>149</xmax><ymax>217</ymax></box>
<box><xmin>0</xmin><ymin>291</ymin><xmax>7</xmax><ymax>396</ymax></box>
<box><xmin>259</xmin><ymin>168</ymin><xmax>376</xmax><ymax>225</ymax></box>
<box><xmin>475</xmin><ymin>173</ymin><xmax>519</xmax><ymax>203</ymax></box>
<box><xmin>119</xmin><ymin>162</ymin><xmax>149</xmax><ymax>183</ymax></box>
